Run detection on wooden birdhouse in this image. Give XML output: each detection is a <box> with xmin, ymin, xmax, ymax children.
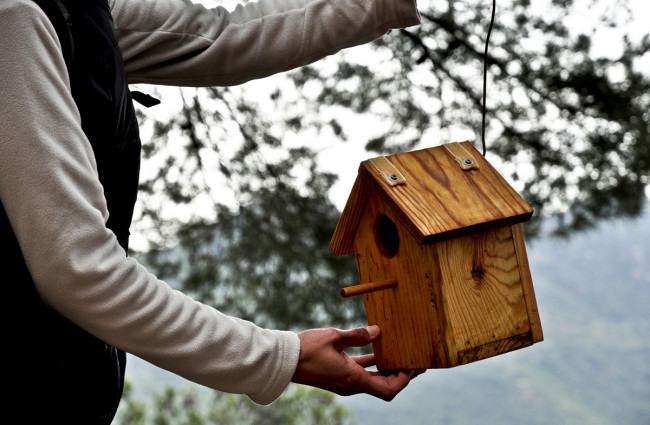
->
<box><xmin>330</xmin><ymin>141</ymin><xmax>543</xmax><ymax>370</ymax></box>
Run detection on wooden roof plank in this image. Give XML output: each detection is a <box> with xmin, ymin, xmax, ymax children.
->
<box><xmin>330</xmin><ymin>142</ymin><xmax>534</xmax><ymax>254</ymax></box>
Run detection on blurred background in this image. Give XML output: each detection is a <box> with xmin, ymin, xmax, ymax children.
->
<box><xmin>116</xmin><ymin>0</ymin><xmax>649</xmax><ymax>423</ymax></box>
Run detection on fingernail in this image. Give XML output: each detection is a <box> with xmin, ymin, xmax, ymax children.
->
<box><xmin>366</xmin><ymin>325</ymin><xmax>380</xmax><ymax>338</ymax></box>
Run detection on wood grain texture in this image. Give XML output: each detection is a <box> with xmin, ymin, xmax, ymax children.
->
<box><xmin>352</xmin><ymin>208</ymin><xmax>538</xmax><ymax>369</ymax></box>
<box><xmin>359</xmin><ymin>142</ymin><xmax>533</xmax><ymax>244</ymax></box>
<box><xmin>354</xmin><ymin>192</ymin><xmax>449</xmax><ymax>369</ymax></box>
<box><xmin>457</xmin><ymin>332</ymin><xmax>534</xmax><ymax>365</ymax></box>
<box><xmin>332</xmin><ymin>143</ymin><xmax>542</xmax><ymax>370</ymax></box>
<box><xmin>437</xmin><ymin>226</ymin><xmax>531</xmax><ymax>354</ymax></box>
<box><xmin>511</xmin><ymin>223</ymin><xmax>544</xmax><ymax>342</ymax></box>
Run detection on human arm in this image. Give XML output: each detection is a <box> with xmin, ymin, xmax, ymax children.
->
<box><xmin>0</xmin><ymin>0</ymin><xmax>299</xmax><ymax>405</ymax></box>
<box><xmin>110</xmin><ymin>0</ymin><xmax>420</xmax><ymax>86</ymax></box>
<box><xmin>0</xmin><ymin>0</ymin><xmax>419</xmax><ymax>406</ymax></box>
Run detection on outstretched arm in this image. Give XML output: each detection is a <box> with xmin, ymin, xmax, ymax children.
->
<box><xmin>112</xmin><ymin>0</ymin><xmax>420</xmax><ymax>87</ymax></box>
<box><xmin>292</xmin><ymin>325</ymin><xmax>421</xmax><ymax>400</ymax></box>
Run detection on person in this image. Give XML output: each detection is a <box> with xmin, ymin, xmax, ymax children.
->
<box><xmin>0</xmin><ymin>0</ymin><xmax>421</xmax><ymax>423</ymax></box>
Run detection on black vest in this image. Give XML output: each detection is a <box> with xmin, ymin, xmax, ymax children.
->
<box><xmin>0</xmin><ymin>0</ymin><xmax>141</xmax><ymax>422</ymax></box>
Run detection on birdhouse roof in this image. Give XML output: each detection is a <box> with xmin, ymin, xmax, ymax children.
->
<box><xmin>330</xmin><ymin>141</ymin><xmax>534</xmax><ymax>256</ymax></box>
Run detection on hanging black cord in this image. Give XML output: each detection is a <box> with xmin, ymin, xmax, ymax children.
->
<box><xmin>481</xmin><ymin>0</ymin><xmax>496</xmax><ymax>157</ymax></box>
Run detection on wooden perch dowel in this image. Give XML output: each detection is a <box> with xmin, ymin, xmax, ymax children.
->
<box><xmin>340</xmin><ymin>279</ymin><xmax>398</xmax><ymax>298</ymax></box>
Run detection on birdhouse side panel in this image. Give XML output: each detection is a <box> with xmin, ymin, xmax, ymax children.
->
<box><xmin>435</xmin><ymin>225</ymin><xmax>534</xmax><ymax>362</ymax></box>
<box><xmin>511</xmin><ymin>223</ymin><xmax>544</xmax><ymax>343</ymax></box>
<box><xmin>353</xmin><ymin>192</ymin><xmax>449</xmax><ymax>370</ymax></box>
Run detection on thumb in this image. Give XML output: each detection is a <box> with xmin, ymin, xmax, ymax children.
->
<box><xmin>335</xmin><ymin>325</ymin><xmax>380</xmax><ymax>350</ymax></box>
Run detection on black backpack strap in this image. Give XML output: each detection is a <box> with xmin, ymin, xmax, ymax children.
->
<box><xmin>32</xmin><ymin>0</ymin><xmax>75</xmax><ymax>71</ymax></box>
<box><xmin>32</xmin><ymin>0</ymin><xmax>160</xmax><ymax>110</ymax></box>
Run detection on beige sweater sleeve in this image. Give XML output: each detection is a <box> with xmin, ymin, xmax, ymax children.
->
<box><xmin>111</xmin><ymin>0</ymin><xmax>420</xmax><ymax>86</ymax></box>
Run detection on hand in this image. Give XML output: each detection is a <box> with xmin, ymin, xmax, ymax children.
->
<box><xmin>291</xmin><ymin>325</ymin><xmax>422</xmax><ymax>401</ymax></box>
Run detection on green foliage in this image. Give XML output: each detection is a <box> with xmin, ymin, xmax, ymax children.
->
<box><xmin>115</xmin><ymin>382</ymin><xmax>355</xmax><ymax>425</ymax></box>
<box><xmin>116</xmin><ymin>381</ymin><xmax>148</xmax><ymax>425</ymax></box>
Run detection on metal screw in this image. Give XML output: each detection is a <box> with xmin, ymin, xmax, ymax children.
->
<box><xmin>463</xmin><ymin>158</ymin><xmax>474</xmax><ymax>166</ymax></box>
<box><xmin>389</xmin><ymin>174</ymin><xmax>400</xmax><ymax>182</ymax></box>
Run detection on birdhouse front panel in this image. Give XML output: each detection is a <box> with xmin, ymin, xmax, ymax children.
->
<box><xmin>354</xmin><ymin>191</ymin><xmax>450</xmax><ymax>370</ymax></box>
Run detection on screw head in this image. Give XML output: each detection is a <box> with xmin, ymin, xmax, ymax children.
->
<box><xmin>389</xmin><ymin>174</ymin><xmax>400</xmax><ymax>182</ymax></box>
<box><xmin>463</xmin><ymin>158</ymin><xmax>474</xmax><ymax>166</ymax></box>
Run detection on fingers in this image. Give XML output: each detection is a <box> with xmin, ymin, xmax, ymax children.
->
<box><xmin>302</xmin><ymin>369</ymin><xmax>417</xmax><ymax>400</ymax></box>
<box><xmin>358</xmin><ymin>369</ymin><xmax>418</xmax><ymax>401</ymax></box>
<box><xmin>334</xmin><ymin>325</ymin><xmax>380</xmax><ymax>350</ymax></box>
<box><xmin>352</xmin><ymin>353</ymin><xmax>375</xmax><ymax>368</ymax></box>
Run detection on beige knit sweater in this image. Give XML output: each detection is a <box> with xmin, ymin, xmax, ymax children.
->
<box><xmin>0</xmin><ymin>0</ymin><xmax>419</xmax><ymax>405</ymax></box>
